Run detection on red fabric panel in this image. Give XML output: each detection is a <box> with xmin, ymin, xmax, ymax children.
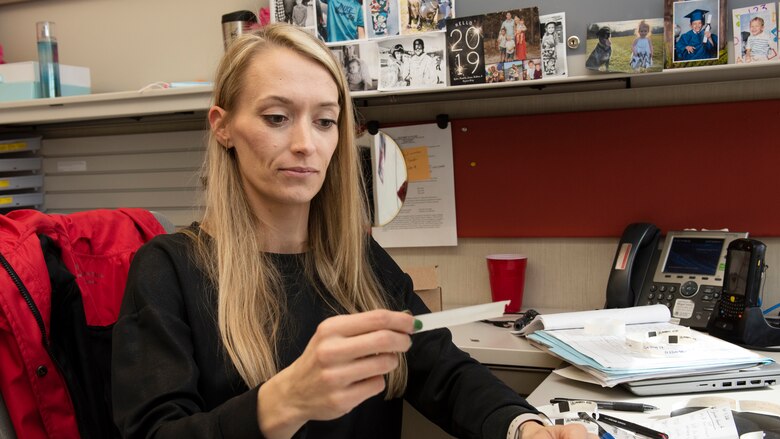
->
<box><xmin>452</xmin><ymin>99</ymin><xmax>780</xmax><ymax>237</ymax></box>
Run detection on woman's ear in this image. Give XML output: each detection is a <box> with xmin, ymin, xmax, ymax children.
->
<box><xmin>208</xmin><ymin>106</ymin><xmax>231</xmax><ymax>149</ymax></box>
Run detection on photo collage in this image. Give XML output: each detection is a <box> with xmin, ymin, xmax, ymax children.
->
<box><xmin>269</xmin><ymin>1</ymin><xmax>570</xmax><ymax>91</ymax></box>
<box><xmin>270</xmin><ymin>0</ymin><xmax>779</xmax><ymax>93</ymax></box>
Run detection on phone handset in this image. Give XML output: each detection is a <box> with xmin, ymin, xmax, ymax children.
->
<box><xmin>716</xmin><ymin>238</ymin><xmax>766</xmax><ymax>321</ymax></box>
<box><xmin>707</xmin><ymin>239</ymin><xmax>780</xmax><ymax>347</ymax></box>
<box><xmin>605</xmin><ymin>223</ymin><xmax>660</xmax><ymax>309</ymax></box>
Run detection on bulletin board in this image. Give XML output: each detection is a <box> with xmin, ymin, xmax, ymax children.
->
<box><xmin>451</xmin><ymin>98</ymin><xmax>780</xmax><ymax>237</ymax></box>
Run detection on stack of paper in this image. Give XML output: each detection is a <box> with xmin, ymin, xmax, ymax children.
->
<box><xmin>521</xmin><ymin>306</ymin><xmax>773</xmax><ymax>387</ymax></box>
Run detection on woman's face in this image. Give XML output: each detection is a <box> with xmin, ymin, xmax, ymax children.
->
<box><xmin>211</xmin><ymin>47</ymin><xmax>340</xmax><ymax>215</ymax></box>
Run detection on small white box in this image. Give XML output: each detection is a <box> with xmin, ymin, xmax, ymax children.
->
<box><xmin>0</xmin><ymin>61</ymin><xmax>91</xmax><ymax>102</ymax></box>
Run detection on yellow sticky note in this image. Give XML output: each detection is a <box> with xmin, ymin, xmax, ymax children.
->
<box><xmin>0</xmin><ymin>197</ymin><xmax>13</xmax><ymax>205</ymax></box>
<box><xmin>0</xmin><ymin>180</ymin><xmax>8</xmax><ymax>188</ymax></box>
<box><xmin>402</xmin><ymin>146</ymin><xmax>431</xmax><ymax>182</ymax></box>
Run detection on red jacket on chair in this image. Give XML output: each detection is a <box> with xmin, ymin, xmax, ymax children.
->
<box><xmin>0</xmin><ymin>209</ymin><xmax>166</xmax><ymax>439</ymax></box>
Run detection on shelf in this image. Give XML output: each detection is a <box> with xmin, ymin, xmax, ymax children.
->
<box><xmin>1</xmin><ymin>62</ymin><xmax>780</xmax><ymax>129</ymax></box>
<box><xmin>0</xmin><ymin>86</ymin><xmax>213</xmax><ymax>126</ymax></box>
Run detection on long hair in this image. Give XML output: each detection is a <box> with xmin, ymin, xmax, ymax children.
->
<box><xmin>187</xmin><ymin>23</ymin><xmax>407</xmax><ymax>397</ymax></box>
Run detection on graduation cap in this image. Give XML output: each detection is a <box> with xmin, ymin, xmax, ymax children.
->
<box><xmin>684</xmin><ymin>9</ymin><xmax>709</xmax><ymax>23</ymax></box>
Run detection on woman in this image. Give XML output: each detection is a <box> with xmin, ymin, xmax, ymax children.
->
<box><xmin>111</xmin><ymin>24</ymin><xmax>589</xmax><ymax>439</ymax></box>
<box><xmin>514</xmin><ymin>15</ymin><xmax>527</xmax><ymax>61</ymax></box>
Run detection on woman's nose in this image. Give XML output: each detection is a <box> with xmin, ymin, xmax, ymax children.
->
<box><xmin>290</xmin><ymin>120</ymin><xmax>316</xmax><ymax>155</ymax></box>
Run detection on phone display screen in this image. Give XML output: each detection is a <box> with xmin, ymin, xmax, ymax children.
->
<box><xmin>725</xmin><ymin>249</ymin><xmax>750</xmax><ymax>296</ymax></box>
<box><xmin>662</xmin><ymin>237</ymin><xmax>724</xmax><ymax>275</ymax></box>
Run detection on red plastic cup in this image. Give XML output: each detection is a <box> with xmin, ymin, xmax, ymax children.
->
<box><xmin>486</xmin><ymin>254</ymin><xmax>527</xmax><ymax>314</ymax></box>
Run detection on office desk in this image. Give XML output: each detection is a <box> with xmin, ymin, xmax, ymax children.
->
<box><xmin>402</xmin><ymin>322</ymin><xmax>560</xmax><ymax>439</ymax></box>
<box><xmin>527</xmin><ymin>351</ymin><xmax>780</xmax><ymax>429</ymax></box>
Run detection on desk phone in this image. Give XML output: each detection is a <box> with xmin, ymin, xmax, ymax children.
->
<box><xmin>606</xmin><ymin>224</ymin><xmax>747</xmax><ymax>330</ymax></box>
<box><xmin>637</xmin><ymin>230</ymin><xmax>747</xmax><ymax>329</ymax></box>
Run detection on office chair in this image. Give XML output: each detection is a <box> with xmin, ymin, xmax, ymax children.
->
<box><xmin>0</xmin><ymin>391</ymin><xmax>17</xmax><ymax>439</ymax></box>
<box><xmin>0</xmin><ymin>208</ymin><xmax>171</xmax><ymax>439</ymax></box>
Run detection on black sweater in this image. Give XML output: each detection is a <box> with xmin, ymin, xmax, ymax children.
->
<box><xmin>112</xmin><ymin>230</ymin><xmax>539</xmax><ymax>438</ymax></box>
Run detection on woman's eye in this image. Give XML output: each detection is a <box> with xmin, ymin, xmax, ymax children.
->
<box><xmin>316</xmin><ymin>119</ymin><xmax>337</xmax><ymax>129</ymax></box>
<box><xmin>263</xmin><ymin>114</ymin><xmax>288</xmax><ymax>126</ymax></box>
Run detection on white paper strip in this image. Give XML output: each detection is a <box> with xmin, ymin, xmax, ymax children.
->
<box><xmin>414</xmin><ymin>301</ymin><xmax>510</xmax><ymax>333</ymax></box>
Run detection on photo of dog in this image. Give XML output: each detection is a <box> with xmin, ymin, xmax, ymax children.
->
<box><xmin>585</xmin><ymin>25</ymin><xmax>612</xmax><ymax>71</ymax></box>
<box><xmin>585</xmin><ymin>19</ymin><xmax>664</xmax><ymax>74</ymax></box>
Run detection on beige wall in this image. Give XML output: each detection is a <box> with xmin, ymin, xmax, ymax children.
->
<box><xmin>0</xmin><ymin>0</ymin><xmax>264</xmax><ymax>93</ymax></box>
<box><xmin>389</xmin><ymin>237</ymin><xmax>780</xmax><ymax>313</ymax></box>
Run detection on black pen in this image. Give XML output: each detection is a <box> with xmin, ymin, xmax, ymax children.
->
<box><xmin>550</xmin><ymin>397</ymin><xmax>658</xmax><ymax>412</ymax></box>
<box><xmin>597</xmin><ymin>413</ymin><xmax>668</xmax><ymax>439</ymax></box>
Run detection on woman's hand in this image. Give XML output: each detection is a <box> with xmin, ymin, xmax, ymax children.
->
<box><xmin>257</xmin><ymin>309</ymin><xmax>415</xmax><ymax>439</ymax></box>
<box><xmin>521</xmin><ymin>421</ymin><xmax>597</xmax><ymax>438</ymax></box>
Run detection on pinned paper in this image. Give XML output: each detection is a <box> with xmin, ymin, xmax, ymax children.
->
<box><xmin>402</xmin><ymin>146</ymin><xmax>431</xmax><ymax>182</ymax></box>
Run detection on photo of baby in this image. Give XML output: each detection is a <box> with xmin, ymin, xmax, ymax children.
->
<box><xmin>733</xmin><ymin>4</ymin><xmax>778</xmax><ymax>64</ymax></box>
<box><xmin>329</xmin><ymin>42</ymin><xmax>380</xmax><ymax>91</ymax></box>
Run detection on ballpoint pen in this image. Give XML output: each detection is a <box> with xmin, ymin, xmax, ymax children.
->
<box><xmin>597</xmin><ymin>413</ymin><xmax>669</xmax><ymax>439</ymax></box>
<box><xmin>577</xmin><ymin>412</ymin><xmax>615</xmax><ymax>439</ymax></box>
<box><xmin>550</xmin><ymin>397</ymin><xmax>658</xmax><ymax>412</ymax></box>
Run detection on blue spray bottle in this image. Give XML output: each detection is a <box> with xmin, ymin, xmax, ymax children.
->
<box><xmin>36</xmin><ymin>21</ymin><xmax>61</xmax><ymax>98</ymax></box>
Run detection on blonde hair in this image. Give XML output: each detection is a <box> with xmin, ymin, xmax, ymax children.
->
<box><xmin>637</xmin><ymin>20</ymin><xmax>650</xmax><ymax>35</ymax></box>
<box><xmin>188</xmin><ymin>23</ymin><xmax>406</xmax><ymax>397</ymax></box>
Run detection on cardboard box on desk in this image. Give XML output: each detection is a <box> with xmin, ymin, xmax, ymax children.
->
<box><xmin>405</xmin><ymin>266</ymin><xmax>442</xmax><ymax>312</ymax></box>
<box><xmin>0</xmin><ymin>62</ymin><xmax>91</xmax><ymax>102</ymax></box>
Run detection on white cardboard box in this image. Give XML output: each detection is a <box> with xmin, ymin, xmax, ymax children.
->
<box><xmin>0</xmin><ymin>61</ymin><xmax>91</xmax><ymax>102</ymax></box>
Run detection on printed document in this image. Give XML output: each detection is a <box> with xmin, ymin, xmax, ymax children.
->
<box><xmin>371</xmin><ymin>123</ymin><xmax>457</xmax><ymax>248</ymax></box>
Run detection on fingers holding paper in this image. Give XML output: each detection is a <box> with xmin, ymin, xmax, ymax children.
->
<box><xmin>257</xmin><ymin>310</ymin><xmax>415</xmax><ymax>437</ymax></box>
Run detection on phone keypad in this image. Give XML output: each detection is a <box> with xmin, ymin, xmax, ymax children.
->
<box><xmin>718</xmin><ymin>294</ymin><xmax>745</xmax><ymax>319</ymax></box>
<box><xmin>638</xmin><ymin>283</ymin><xmax>722</xmax><ymax>329</ymax></box>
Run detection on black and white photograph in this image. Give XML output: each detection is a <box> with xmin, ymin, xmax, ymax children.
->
<box><xmin>539</xmin><ymin>12</ymin><xmax>568</xmax><ymax>78</ymax></box>
<box><xmin>378</xmin><ymin>34</ymin><xmax>447</xmax><ymax>90</ymax></box>
<box><xmin>271</xmin><ymin>0</ymin><xmax>317</xmax><ymax>29</ymax></box>
<box><xmin>329</xmin><ymin>42</ymin><xmax>380</xmax><ymax>91</ymax></box>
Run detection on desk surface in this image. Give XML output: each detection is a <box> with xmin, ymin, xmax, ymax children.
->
<box><xmin>448</xmin><ymin>321</ymin><xmax>561</xmax><ymax>369</ymax></box>
<box><xmin>527</xmin><ymin>351</ymin><xmax>780</xmax><ymax>426</ymax></box>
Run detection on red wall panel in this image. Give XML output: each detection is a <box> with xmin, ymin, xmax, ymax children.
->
<box><xmin>451</xmin><ymin>99</ymin><xmax>780</xmax><ymax>237</ymax></box>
